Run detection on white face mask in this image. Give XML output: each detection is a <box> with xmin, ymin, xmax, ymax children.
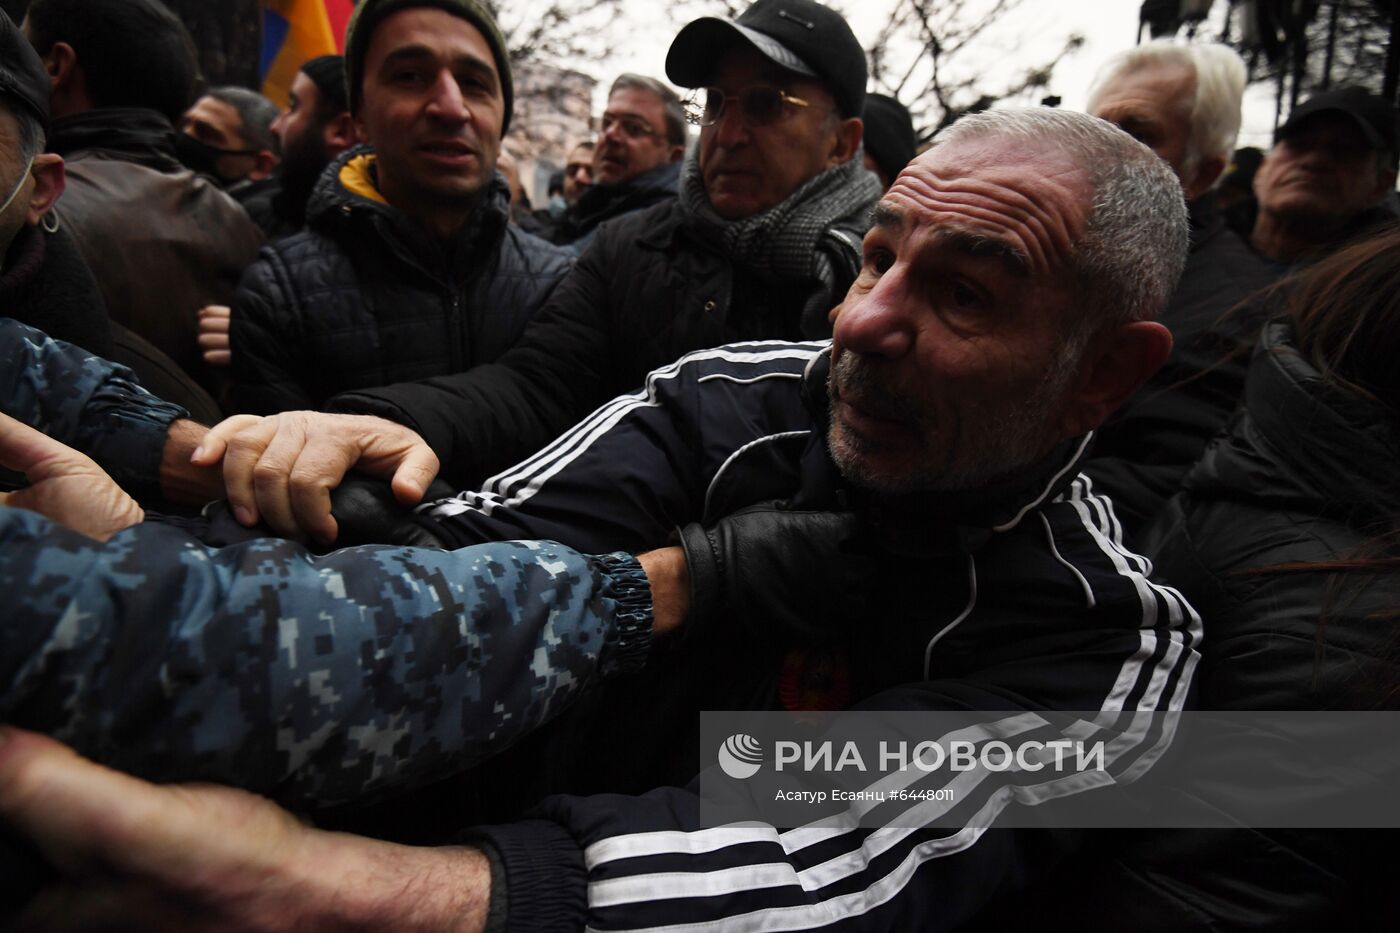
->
<box><xmin>0</xmin><ymin>152</ymin><xmax>35</xmax><ymax>219</ymax></box>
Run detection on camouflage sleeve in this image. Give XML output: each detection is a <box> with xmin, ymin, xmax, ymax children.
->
<box><xmin>0</xmin><ymin>504</ymin><xmax>652</xmax><ymax>807</ymax></box>
<box><xmin>1</xmin><ymin>318</ymin><xmax>188</xmax><ymax>499</ymax></box>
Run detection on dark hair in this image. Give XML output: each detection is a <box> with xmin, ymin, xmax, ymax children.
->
<box><xmin>300</xmin><ymin>55</ymin><xmax>348</xmax><ymax>117</ymax></box>
<box><xmin>608</xmin><ymin>73</ymin><xmax>687</xmax><ymax>148</ymax></box>
<box><xmin>1285</xmin><ymin>228</ymin><xmax>1400</xmax><ymax>414</ymax></box>
<box><xmin>26</xmin><ymin>0</ymin><xmax>200</xmax><ymax>123</ymax></box>
<box><xmin>206</xmin><ymin>86</ymin><xmax>279</xmax><ymax>152</ymax></box>
<box><xmin>1239</xmin><ymin>229</ymin><xmax>1400</xmax><ymax>703</ymax></box>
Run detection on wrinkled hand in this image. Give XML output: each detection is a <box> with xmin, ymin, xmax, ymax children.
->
<box><xmin>196</xmin><ymin>305</ymin><xmax>232</xmax><ymax>367</ymax></box>
<box><xmin>190</xmin><ymin>411</ymin><xmax>440</xmax><ymax>543</ymax></box>
<box><xmin>677</xmin><ymin>506</ymin><xmax>875</xmax><ymax>648</ymax></box>
<box><xmin>0</xmin><ymin>727</ymin><xmax>490</xmax><ymax>932</ymax></box>
<box><xmin>0</xmin><ymin>413</ymin><xmax>143</xmax><ymax>541</ymax></box>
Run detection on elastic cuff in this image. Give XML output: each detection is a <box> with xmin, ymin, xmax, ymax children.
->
<box><xmin>463</xmin><ymin>820</ymin><xmax>587</xmax><ymax>933</ymax></box>
<box><xmin>476</xmin><ymin>841</ymin><xmax>509</xmax><ymax>933</ymax></box>
<box><xmin>591</xmin><ymin>551</ymin><xmax>653</xmax><ymax>674</ymax></box>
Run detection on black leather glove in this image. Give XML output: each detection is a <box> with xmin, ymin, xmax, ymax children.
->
<box><xmin>327</xmin><ymin>475</ymin><xmax>454</xmax><ymax>549</ymax></box>
<box><xmin>677</xmin><ymin>505</ymin><xmax>875</xmax><ymax>648</ymax></box>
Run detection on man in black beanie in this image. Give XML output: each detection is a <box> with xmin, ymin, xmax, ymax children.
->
<box><xmin>235</xmin><ymin>56</ymin><xmax>355</xmax><ymax>240</ymax></box>
<box><xmin>861</xmin><ymin>93</ymin><xmax>916</xmax><ymax>190</ymax></box>
<box><xmin>225</xmin><ymin>0</ymin><xmax>568</xmax><ymax>416</ymax></box>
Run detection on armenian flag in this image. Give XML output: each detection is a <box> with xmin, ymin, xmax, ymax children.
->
<box><xmin>260</xmin><ymin>0</ymin><xmax>355</xmax><ymax>108</ymax></box>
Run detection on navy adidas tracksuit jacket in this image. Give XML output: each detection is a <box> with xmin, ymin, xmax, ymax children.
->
<box><xmin>423</xmin><ymin>340</ymin><xmax>1201</xmax><ymax>932</ymax></box>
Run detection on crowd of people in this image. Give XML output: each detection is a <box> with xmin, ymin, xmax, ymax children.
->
<box><xmin>0</xmin><ymin>0</ymin><xmax>1397</xmax><ymax>929</ymax></box>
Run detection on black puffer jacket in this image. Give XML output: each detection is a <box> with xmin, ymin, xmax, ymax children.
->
<box><xmin>329</xmin><ymin>194</ymin><xmax>869</xmax><ymax>486</ymax></box>
<box><xmin>229</xmin><ymin>148</ymin><xmax>571</xmax><ymax>414</ymax></box>
<box><xmin>975</xmin><ymin>323</ymin><xmax>1400</xmax><ymax>933</ymax></box>
<box><xmin>552</xmin><ymin>161</ymin><xmax>680</xmax><ymax>254</ymax></box>
<box><xmin>1146</xmin><ymin>321</ymin><xmax>1400</xmax><ymax>708</ymax></box>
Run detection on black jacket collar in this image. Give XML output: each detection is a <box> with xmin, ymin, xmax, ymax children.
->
<box><xmin>49</xmin><ymin>108</ymin><xmax>183</xmax><ymax>173</ymax></box>
<box><xmin>305</xmin><ymin>144</ymin><xmax>512</xmax><ymax>280</ymax></box>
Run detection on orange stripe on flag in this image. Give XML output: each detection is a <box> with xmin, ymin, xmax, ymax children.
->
<box><xmin>261</xmin><ymin>0</ymin><xmax>339</xmax><ymax>108</ymax></box>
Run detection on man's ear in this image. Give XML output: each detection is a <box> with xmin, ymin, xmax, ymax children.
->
<box><xmin>668</xmin><ymin>143</ymin><xmax>685</xmax><ymax>163</ymax></box>
<box><xmin>352</xmin><ymin>113</ymin><xmax>370</xmax><ymax>146</ymax></box>
<box><xmin>1183</xmin><ymin>154</ymin><xmax>1226</xmax><ymax>201</ymax></box>
<box><xmin>322</xmin><ymin>112</ymin><xmax>356</xmax><ymax>155</ymax></box>
<box><xmin>249</xmin><ymin>149</ymin><xmax>278</xmax><ymax>182</ymax></box>
<box><xmin>826</xmin><ymin>116</ymin><xmax>863</xmax><ymax>168</ymax></box>
<box><xmin>25</xmin><ymin>153</ymin><xmax>64</xmax><ymax>224</ymax></box>
<box><xmin>1059</xmin><ymin>320</ymin><xmax>1173</xmax><ymax>437</ymax></box>
<box><xmin>41</xmin><ymin>40</ymin><xmax>77</xmax><ymax>92</ymax></box>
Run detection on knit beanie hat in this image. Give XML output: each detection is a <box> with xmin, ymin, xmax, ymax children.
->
<box><xmin>862</xmin><ymin>93</ymin><xmax>916</xmax><ymax>184</ymax></box>
<box><xmin>344</xmin><ymin>0</ymin><xmax>513</xmax><ymax>133</ymax></box>
<box><xmin>301</xmin><ymin>54</ymin><xmax>348</xmax><ymax>115</ymax></box>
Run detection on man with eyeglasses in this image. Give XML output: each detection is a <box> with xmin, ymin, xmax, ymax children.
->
<box><xmin>551</xmin><ymin>74</ymin><xmax>685</xmax><ymax>253</ymax></box>
<box><xmin>204</xmin><ymin>0</ymin><xmax>881</xmax><ymax>541</ymax></box>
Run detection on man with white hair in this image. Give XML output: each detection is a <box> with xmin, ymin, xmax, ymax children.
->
<box><xmin>0</xmin><ymin>107</ymin><xmax>1199</xmax><ymax>931</ymax></box>
<box><xmin>1084</xmin><ymin>40</ymin><xmax>1280</xmax><ymax>533</ymax></box>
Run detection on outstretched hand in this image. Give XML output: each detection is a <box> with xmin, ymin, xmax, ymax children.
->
<box><xmin>0</xmin><ymin>727</ymin><xmax>491</xmax><ymax>932</ymax></box>
<box><xmin>190</xmin><ymin>412</ymin><xmax>441</xmax><ymax>544</ymax></box>
<box><xmin>0</xmin><ymin>413</ymin><xmax>143</xmax><ymax>541</ymax></box>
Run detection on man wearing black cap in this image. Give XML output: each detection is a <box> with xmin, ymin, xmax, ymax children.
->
<box><xmin>224</xmin><ymin>0</ymin><xmax>569</xmax><ymax>416</ymax></box>
<box><xmin>218</xmin><ymin>0</ymin><xmax>883</xmax><ymax>524</ymax></box>
<box><xmin>1249</xmin><ymin>86</ymin><xmax>1398</xmax><ymax>263</ymax></box>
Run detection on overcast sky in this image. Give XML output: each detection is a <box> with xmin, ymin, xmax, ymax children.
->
<box><xmin>552</xmin><ymin>0</ymin><xmax>1280</xmax><ymax>149</ymax></box>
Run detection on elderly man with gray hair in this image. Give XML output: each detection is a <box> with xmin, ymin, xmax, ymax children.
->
<box><xmin>1082</xmin><ymin>40</ymin><xmax>1281</xmax><ymax>534</ymax></box>
<box><xmin>0</xmin><ymin>106</ymin><xmax>1201</xmax><ymax>932</ymax></box>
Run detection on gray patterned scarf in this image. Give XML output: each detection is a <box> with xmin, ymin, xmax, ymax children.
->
<box><xmin>679</xmin><ymin>148</ymin><xmax>881</xmax><ymax>333</ymax></box>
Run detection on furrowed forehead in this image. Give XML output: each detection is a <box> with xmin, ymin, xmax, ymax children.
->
<box><xmin>870</xmin><ymin>201</ymin><xmax>1030</xmax><ymax>278</ymax></box>
<box><xmin>877</xmin><ymin>140</ymin><xmax>1089</xmax><ymax>277</ymax></box>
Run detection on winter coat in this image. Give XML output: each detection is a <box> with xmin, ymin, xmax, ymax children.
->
<box><xmin>1148</xmin><ymin>321</ymin><xmax>1400</xmax><ymax>709</ymax></box>
<box><xmin>228</xmin><ymin>148</ymin><xmax>571</xmax><ymax>414</ymax></box>
<box><xmin>1</xmin><ymin>223</ymin><xmax>219</xmax><ymax>423</ymax></box>
<box><xmin>50</xmin><ymin>108</ymin><xmax>263</xmax><ymax>389</ymax></box>
<box><xmin>551</xmin><ymin>160</ymin><xmax>680</xmax><ymax>254</ymax></box>
<box><xmin>978</xmin><ymin>322</ymin><xmax>1400</xmax><ymax>932</ymax></box>
<box><xmin>329</xmin><ymin>195</ymin><xmax>868</xmax><ymax>486</ymax></box>
<box><xmin>1</xmin><ymin>223</ymin><xmax>112</xmax><ymax>358</ymax></box>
